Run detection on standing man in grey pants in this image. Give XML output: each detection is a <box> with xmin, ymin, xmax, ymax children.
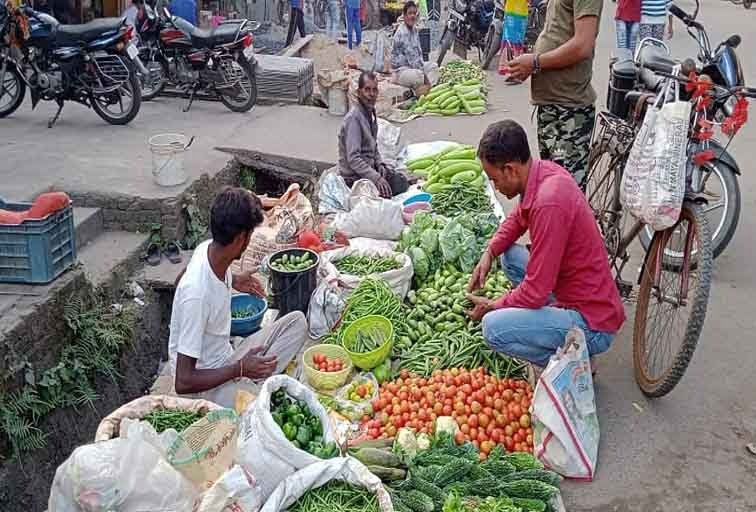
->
<box><xmin>168</xmin><ymin>187</ymin><xmax>308</xmax><ymax>408</ymax></box>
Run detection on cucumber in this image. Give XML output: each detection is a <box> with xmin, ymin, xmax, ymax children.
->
<box><xmin>450</xmin><ymin>170</ymin><xmax>479</xmax><ymax>184</ymax></box>
<box><xmin>439</xmin><ymin>161</ymin><xmax>480</xmax><ymax>179</ymax></box>
<box><xmin>424</xmin><ymin>182</ymin><xmax>449</xmax><ymax>194</ymax></box>
<box><xmin>469</xmin><ymin>174</ymin><xmax>485</xmax><ymax>188</ymax></box>
<box><xmin>351</xmin><ymin>447</ymin><xmax>403</xmax><ymax>467</ymax></box>
<box><xmin>442</xmin><ymin>106</ymin><xmax>460</xmax><ymax>116</ymax></box>
<box><xmin>408</xmin><ymin>158</ymin><xmax>435</xmax><ymax>170</ymax></box>
<box><xmin>367</xmin><ymin>464</ymin><xmax>407</xmax><ymax>481</ymax></box>
<box><xmin>350</xmin><ymin>438</ymin><xmax>394</xmax><ymax>450</ymax></box>
<box><xmin>436</xmin><ymin>159</ymin><xmax>477</xmax><ymax>169</ymax></box>
<box><xmin>442</xmin><ymin>148</ymin><xmax>477</xmax><ymax>160</ymax></box>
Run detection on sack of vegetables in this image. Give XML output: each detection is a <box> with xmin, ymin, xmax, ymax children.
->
<box><xmin>259</xmin><ymin>457</ymin><xmax>393</xmax><ymax>512</ymax></box>
<box><xmin>236</xmin><ymin>375</ymin><xmax>340</xmax><ymax>500</ymax></box>
<box><xmin>322</xmin><ymin>246</ymin><xmax>414</xmax><ymax>299</ymax></box>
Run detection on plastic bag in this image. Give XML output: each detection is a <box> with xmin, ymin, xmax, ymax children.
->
<box><xmin>321</xmin><ymin>246</ymin><xmax>414</xmax><ymax>298</ymax></box>
<box><xmin>532</xmin><ymin>328</ymin><xmax>599</xmax><ymax>480</ymax></box>
<box><xmin>235</xmin><ymin>375</ymin><xmax>337</xmax><ymax>501</ymax></box>
<box><xmin>333</xmin><ymin>373</ymin><xmax>380</xmax><ymax>421</ymax></box>
<box><xmin>194</xmin><ymin>465</ymin><xmax>263</xmax><ymax>512</ymax></box>
<box><xmin>332</xmin><ymin>196</ymin><xmax>405</xmax><ymax>240</ymax></box>
<box><xmin>620</xmin><ymin>73</ymin><xmax>690</xmax><ymax>231</ymax></box>
<box><xmin>318</xmin><ymin>167</ymin><xmax>352</xmax><ymax>215</ymax></box>
<box><xmin>307</xmin><ymin>277</ymin><xmax>349</xmax><ymax>339</ymax></box>
<box><xmin>377</xmin><ymin>119</ymin><xmax>403</xmax><ymax>169</ymax></box>
<box><xmin>48</xmin><ymin>437</ymin><xmax>198</xmax><ymax>512</ymax></box>
<box><xmin>259</xmin><ymin>458</ymin><xmax>392</xmax><ymax>512</ymax></box>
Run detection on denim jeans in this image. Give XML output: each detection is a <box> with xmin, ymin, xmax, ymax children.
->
<box><xmin>327</xmin><ymin>0</ymin><xmax>340</xmax><ymax>41</ymax></box>
<box><xmin>481</xmin><ymin>244</ymin><xmax>616</xmax><ymax>368</ymax></box>
<box><xmin>615</xmin><ymin>20</ymin><xmax>640</xmax><ymax>54</ymax></box>
<box><xmin>346</xmin><ymin>6</ymin><xmax>361</xmax><ymax>49</ymax></box>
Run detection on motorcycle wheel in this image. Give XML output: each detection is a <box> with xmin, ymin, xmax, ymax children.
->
<box><xmin>481</xmin><ymin>22</ymin><xmax>501</xmax><ymax>70</ymax></box>
<box><xmin>218</xmin><ymin>58</ymin><xmax>258</xmax><ymax>113</ymax></box>
<box><xmin>639</xmin><ymin>158</ymin><xmax>740</xmax><ymax>263</ymax></box>
<box><xmin>0</xmin><ymin>64</ymin><xmax>26</xmax><ymax>118</ymax></box>
<box><xmin>140</xmin><ymin>59</ymin><xmax>168</xmax><ymax>101</ymax></box>
<box><xmin>90</xmin><ymin>72</ymin><xmax>142</xmax><ymax>125</ymax></box>
<box><xmin>437</xmin><ymin>28</ymin><xmax>454</xmax><ymax>67</ymax></box>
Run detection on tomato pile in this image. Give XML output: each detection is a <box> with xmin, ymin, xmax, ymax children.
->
<box><xmin>311</xmin><ymin>352</ymin><xmax>346</xmax><ymax>373</ymax></box>
<box><xmin>362</xmin><ymin>367</ymin><xmax>534</xmax><ymax>457</ymax></box>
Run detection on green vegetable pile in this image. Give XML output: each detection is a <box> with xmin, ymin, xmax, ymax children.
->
<box><xmin>396</xmin><ymin>265</ymin><xmax>526</xmax><ymax>379</ymax></box>
<box><xmin>143</xmin><ymin>409</ymin><xmax>204</xmax><ymax>433</ymax></box>
<box><xmin>231</xmin><ymin>305</ymin><xmax>260</xmax><ymax>319</ymax></box>
<box><xmin>438</xmin><ymin>60</ymin><xmax>486</xmax><ymax>85</ymax></box>
<box><xmin>431</xmin><ymin>184</ymin><xmax>493</xmax><ymax>218</ymax></box>
<box><xmin>411</xmin><ymin>81</ymin><xmax>487</xmax><ymax>116</ymax></box>
<box><xmin>287</xmin><ymin>481</ymin><xmax>380</xmax><ymax>512</ymax></box>
<box><xmin>406</xmin><ymin>145</ymin><xmax>482</xmax><ymax>192</ymax></box>
<box><xmin>335</xmin><ymin>254</ymin><xmax>401</xmax><ymax>276</ymax></box>
<box><xmin>349</xmin><ymin>327</ymin><xmax>388</xmax><ymax>353</ymax></box>
<box><xmin>271</xmin><ymin>252</ymin><xmax>315</xmax><ymax>272</ymax></box>
<box><xmin>387</xmin><ymin>433</ymin><xmax>561</xmax><ymax>512</ymax></box>
<box><xmin>270</xmin><ymin>388</ymin><xmax>339</xmax><ymax>458</ymax></box>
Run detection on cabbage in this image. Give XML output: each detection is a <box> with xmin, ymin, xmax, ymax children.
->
<box><xmin>408</xmin><ymin>246</ymin><xmax>430</xmax><ymax>280</ymax></box>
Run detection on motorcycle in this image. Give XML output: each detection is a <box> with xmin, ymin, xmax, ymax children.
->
<box><xmin>136</xmin><ymin>5</ymin><xmax>259</xmax><ymax>113</ymax></box>
<box><xmin>437</xmin><ymin>0</ymin><xmax>498</xmax><ymax>67</ymax></box>
<box><xmin>606</xmin><ymin>0</ymin><xmax>747</xmax><ymax>261</ymax></box>
<box><xmin>479</xmin><ymin>0</ymin><xmax>548</xmax><ymax>70</ymax></box>
<box><xmin>0</xmin><ymin>4</ymin><xmax>142</xmax><ymax>126</ymax></box>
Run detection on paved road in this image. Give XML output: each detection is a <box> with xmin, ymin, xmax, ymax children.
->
<box><xmin>1</xmin><ymin>0</ymin><xmax>756</xmax><ymax>509</ymax></box>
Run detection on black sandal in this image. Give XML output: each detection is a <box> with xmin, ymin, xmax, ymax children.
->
<box><xmin>163</xmin><ymin>241</ymin><xmax>182</xmax><ymax>264</ymax></box>
<box><xmin>143</xmin><ymin>243</ymin><xmax>162</xmax><ymax>266</ymax></box>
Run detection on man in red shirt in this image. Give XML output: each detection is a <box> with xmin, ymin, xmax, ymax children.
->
<box><xmin>467</xmin><ymin>120</ymin><xmax>625</xmax><ymax>368</ymax></box>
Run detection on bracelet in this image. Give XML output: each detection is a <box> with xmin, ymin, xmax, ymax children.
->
<box><xmin>533</xmin><ymin>54</ymin><xmax>541</xmax><ymax>75</ymax></box>
<box><xmin>239</xmin><ymin>360</ymin><xmax>244</xmax><ymax>379</ymax></box>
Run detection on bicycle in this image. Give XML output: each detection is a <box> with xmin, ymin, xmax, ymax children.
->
<box><xmin>585</xmin><ymin>68</ymin><xmax>756</xmax><ymax>397</ymax></box>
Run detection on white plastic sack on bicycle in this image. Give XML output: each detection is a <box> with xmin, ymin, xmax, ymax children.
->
<box><xmin>620</xmin><ymin>71</ymin><xmax>691</xmax><ymax>231</ymax></box>
<box><xmin>532</xmin><ymin>328</ymin><xmax>600</xmax><ymax>480</ymax></box>
<box><xmin>235</xmin><ymin>375</ymin><xmax>337</xmax><ymax>501</ymax></box>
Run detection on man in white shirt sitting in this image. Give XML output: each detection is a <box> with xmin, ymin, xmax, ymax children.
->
<box><xmin>168</xmin><ymin>187</ymin><xmax>307</xmax><ymax>408</ymax></box>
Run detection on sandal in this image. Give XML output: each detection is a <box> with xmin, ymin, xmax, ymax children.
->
<box><xmin>143</xmin><ymin>243</ymin><xmax>162</xmax><ymax>266</ymax></box>
<box><xmin>163</xmin><ymin>241</ymin><xmax>182</xmax><ymax>264</ymax></box>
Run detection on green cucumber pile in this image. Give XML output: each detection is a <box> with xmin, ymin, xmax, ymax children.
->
<box><xmin>335</xmin><ymin>255</ymin><xmax>401</xmax><ymax>276</ymax></box>
<box><xmin>271</xmin><ymin>252</ymin><xmax>315</xmax><ymax>272</ymax></box>
<box><xmin>438</xmin><ymin>60</ymin><xmax>486</xmax><ymax>85</ymax></box>
<box><xmin>287</xmin><ymin>481</ymin><xmax>380</xmax><ymax>512</ymax></box>
<box><xmin>142</xmin><ymin>409</ymin><xmax>204</xmax><ymax>433</ymax></box>
<box><xmin>411</xmin><ymin>81</ymin><xmax>487</xmax><ymax>117</ymax></box>
<box><xmin>270</xmin><ymin>388</ymin><xmax>339</xmax><ymax>458</ymax></box>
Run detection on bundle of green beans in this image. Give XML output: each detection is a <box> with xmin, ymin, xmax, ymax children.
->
<box><xmin>143</xmin><ymin>409</ymin><xmax>204</xmax><ymax>433</ymax></box>
<box><xmin>287</xmin><ymin>481</ymin><xmax>380</xmax><ymax>512</ymax></box>
<box><xmin>334</xmin><ymin>254</ymin><xmax>401</xmax><ymax>276</ymax></box>
<box><xmin>323</xmin><ymin>278</ymin><xmax>411</xmax><ymax>351</ymax></box>
<box><xmin>431</xmin><ymin>183</ymin><xmax>493</xmax><ymax>217</ymax></box>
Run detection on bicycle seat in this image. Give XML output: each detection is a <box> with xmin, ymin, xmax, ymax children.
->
<box><xmin>172</xmin><ymin>16</ymin><xmax>240</xmax><ymax>48</ymax></box>
<box><xmin>55</xmin><ymin>17</ymin><xmax>124</xmax><ymax>45</ymax></box>
<box><xmin>639</xmin><ymin>67</ymin><xmax>664</xmax><ymax>92</ymax></box>
<box><xmin>637</xmin><ymin>45</ymin><xmax>678</xmax><ymax>74</ymax></box>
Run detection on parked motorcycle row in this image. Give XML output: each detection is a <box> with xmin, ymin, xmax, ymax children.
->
<box><xmin>0</xmin><ymin>2</ymin><xmax>259</xmax><ymax>127</ymax></box>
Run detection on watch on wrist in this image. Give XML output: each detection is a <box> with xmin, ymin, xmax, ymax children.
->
<box><xmin>533</xmin><ymin>54</ymin><xmax>541</xmax><ymax>75</ymax></box>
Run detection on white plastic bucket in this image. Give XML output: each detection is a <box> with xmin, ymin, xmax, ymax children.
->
<box><xmin>327</xmin><ymin>86</ymin><xmax>348</xmax><ymax>116</ymax></box>
<box><xmin>149</xmin><ymin>133</ymin><xmax>189</xmax><ymax>187</ymax></box>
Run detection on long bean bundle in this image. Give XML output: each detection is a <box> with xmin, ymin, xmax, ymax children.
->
<box><xmin>287</xmin><ymin>481</ymin><xmax>380</xmax><ymax>512</ymax></box>
<box><xmin>143</xmin><ymin>409</ymin><xmax>204</xmax><ymax>433</ymax></box>
<box><xmin>335</xmin><ymin>255</ymin><xmax>401</xmax><ymax>276</ymax></box>
<box><xmin>431</xmin><ymin>183</ymin><xmax>493</xmax><ymax>217</ymax></box>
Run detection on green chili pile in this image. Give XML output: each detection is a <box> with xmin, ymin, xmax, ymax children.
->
<box><xmin>431</xmin><ymin>184</ymin><xmax>493</xmax><ymax>217</ymax></box>
<box><xmin>287</xmin><ymin>481</ymin><xmax>380</xmax><ymax>512</ymax></box>
<box><xmin>143</xmin><ymin>409</ymin><xmax>204</xmax><ymax>433</ymax></box>
<box><xmin>334</xmin><ymin>255</ymin><xmax>401</xmax><ymax>276</ymax></box>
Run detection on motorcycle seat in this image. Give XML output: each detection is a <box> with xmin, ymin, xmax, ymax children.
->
<box><xmin>637</xmin><ymin>45</ymin><xmax>678</xmax><ymax>75</ymax></box>
<box><xmin>55</xmin><ymin>17</ymin><xmax>125</xmax><ymax>45</ymax></box>
<box><xmin>172</xmin><ymin>16</ymin><xmax>241</xmax><ymax>48</ymax></box>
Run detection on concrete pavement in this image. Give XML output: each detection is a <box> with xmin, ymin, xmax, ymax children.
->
<box><xmin>1</xmin><ymin>0</ymin><xmax>756</xmax><ymax>509</ymax></box>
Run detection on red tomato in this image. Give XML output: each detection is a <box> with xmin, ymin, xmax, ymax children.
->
<box><xmin>504</xmin><ymin>425</ymin><xmax>514</xmax><ymax>436</ymax></box>
<box><xmin>484</xmin><ymin>396</ymin><xmax>495</xmax><ymax>408</ymax></box>
<box><xmin>392</xmin><ymin>404</ymin><xmax>401</xmax><ymax>415</ymax></box>
<box><xmin>514</xmin><ymin>433</ymin><xmax>524</xmax><ymax>443</ymax></box>
<box><xmin>470</xmin><ymin>401</ymin><xmax>482</xmax><ymax>414</ymax></box>
<box><xmin>491</xmin><ymin>428</ymin><xmax>502</xmax><ymax>443</ymax></box>
<box><xmin>468</xmin><ymin>414</ymin><xmax>479</xmax><ymax>428</ymax></box>
<box><xmin>511</xmin><ymin>404</ymin><xmax>522</xmax><ymax>417</ymax></box>
<box><xmin>478</xmin><ymin>413</ymin><xmax>490</xmax><ymax>428</ymax></box>
<box><xmin>368</xmin><ymin>428</ymin><xmax>379</xmax><ymax>438</ymax></box>
<box><xmin>460</xmin><ymin>424</ymin><xmax>470</xmax><ymax>435</ymax></box>
<box><xmin>472</xmin><ymin>440</ymin><xmax>480</xmax><ymax>450</ymax></box>
<box><xmin>474</xmin><ymin>390</ymin><xmax>485</xmax><ymax>402</ymax></box>
<box><xmin>483</xmin><ymin>407</ymin><xmax>494</xmax><ymax>418</ymax></box>
<box><xmin>505</xmin><ymin>436</ymin><xmax>515</xmax><ymax>451</ymax></box>
<box><xmin>520</xmin><ymin>414</ymin><xmax>531</xmax><ymax>428</ymax></box>
<box><xmin>418</xmin><ymin>409</ymin><xmax>428</xmax><ymax>421</ymax></box>
<box><xmin>402</xmin><ymin>412</ymin><xmax>410</xmax><ymax>422</ymax></box>
<box><xmin>400</xmin><ymin>401</ymin><xmax>410</xmax><ymax>414</ymax></box>
<box><xmin>442</xmin><ymin>404</ymin><xmax>453</xmax><ymax>416</ymax></box>
<box><xmin>455</xmin><ymin>431</ymin><xmax>465</xmax><ymax>445</ymax></box>
<box><xmin>526</xmin><ymin>434</ymin><xmax>533</xmax><ymax>445</ymax></box>
<box><xmin>477</xmin><ymin>431</ymin><xmax>488</xmax><ymax>444</ymax></box>
<box><xmin>495</xmin><ymin>414</ymin><xmax>506</xmax><ymax>427</ymax></box>
<box><xmin>469</xmin><ymin>427</ymin><xmax>479</xmax><ymax>440</ymax></box>
<box><xmin>433</xmin><ymin>403</ymin><xmax>443</xmax><ymax>415</ymax></box>
<box><xmin>486</xmin><ymin>423</ymin><xmax>495</xmax><ymax>435</ymax></box>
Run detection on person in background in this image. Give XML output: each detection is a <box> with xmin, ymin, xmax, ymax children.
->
<box><xmin>467</xmin><ymin>120</ymin><xmax>625</xmax><ymax>370</ymax></box>
<box><xmin>390</xmin><ymin>2</ymin><xmax>438</xmax><ymax>93</ymax></box>
<box><xmin>498</xmin><ymin>0</ymin><xmax>529</xmax><ymax>83</ymax></box>
<box><xmin>169</xmin><ymin>0</ymin><xmax>197</xmax><ymax>25</ymax></box>
<box><xmin>338</xmin><ymin>72</ymin><xmax>409</xmax><ymax>198</ymax></box>
<box><xmin>615</xmin><ymin>0</ymin><xmax>641</xmax><ymax>56</ymax></box>
<box><xmin>285</xmin><ymin>0</ymin><xmax>306</xmax><ymax>46</ymax></box>
<box><xmin>169</xmin><ymin>187</ymin><xmax>308</xmax><ymax>409</ymax></box>
<box><xmin>345</xmin><ymin>0</ymin><xmax>362</xmax><ymax>49</ymax></box>
<box><xmin>122</xmin><ymin>0</ymin><xmax>145</xmax><ymax>40</ymax></box>
<box><xmin>639</xmin><ymin>0</ymin><xmax>672</xmax><ymax>42</ymax></box>
<box><xmin>326</xmin><ymin>0</ymin><xmax>341</xmax><ymax>41</ymax></box>
<box><xmin>505</xmin><ymin>0</ymin><xmax>603</xmax><ymax>189</ymax></box>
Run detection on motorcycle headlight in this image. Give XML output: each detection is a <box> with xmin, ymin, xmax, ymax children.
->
<box><xmin>454</xmin><ymin>0</ymin><xmax>467</xmax><ymax>12</ymax></box>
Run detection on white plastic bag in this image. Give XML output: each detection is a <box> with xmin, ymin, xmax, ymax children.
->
<box><xmin>318</xmin><ymin>167</ymin><xmax>352</xmax><ymax>215</ymax></box>
<box><xmin>321</xmin><ymin>246</ymin><xmax>414</xmax><ymax>298</ymax></box>
<box><xmin>195</xmin><ymin>465</ymin><xmax>263</xmax><ymax>512</ymax></box>
<box><xmin>333</xmin><ymin>196</ymin><xmax>406</xmax><ymax>240</ymax></box>
<box><xmin>48</xmin><ymin>437</ymin><xmax>198</xmax><ymax>512</ymax></box>
<box><xmin>235</xmin><ymin>375</ymin><xmax>337</xmax><ymax>501</ymax></box>
<box><xmin>532</xmin><ymin>328</ymin><xmax>599</xmax><ymax>481</ymax></box>
<box><xmin>377</xmin><ymin>119</ymin><xmax>403</xmax><ymax>169</ymax></box>
<box><xmin>620</xmin><ymin>72</ymin><xmax>691</xmax><ymax>231</ymax></box>
<box><xmin>307</xmin><ymin>276</ymin><xmax>349</xmax><ymax>338</ymax></box>
<box><xmin>259</xmin><ymin>458</ymin><xmax>393</xmax><ymax>512</ymax></box>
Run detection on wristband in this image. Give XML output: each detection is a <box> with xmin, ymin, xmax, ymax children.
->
<box><xmin>239</xmin><ymin>360</ymin><xmax>243</xmax><ymax>379</ymax></box>
<box><xmin>533</xmin><ymin>54</ymin><xmax>541</xmax><ymax>75</ymax></box>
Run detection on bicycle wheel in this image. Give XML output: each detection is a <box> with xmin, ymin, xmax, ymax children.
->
<box><xmin>633</xmin><ymin>201</ymin><xmax>712</xmax><ymax>397</ymax></box>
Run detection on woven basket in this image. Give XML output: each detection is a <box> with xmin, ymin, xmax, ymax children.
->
<box><xmin>303</xmin><ymin>344</ymin><xmax>353</xmax><ymax>391</ymax></box>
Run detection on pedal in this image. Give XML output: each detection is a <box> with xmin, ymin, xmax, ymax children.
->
<box><xmin>616</xmin><ymin>279</ymin><xmax>633</xmax><ymax>299</ymax></box>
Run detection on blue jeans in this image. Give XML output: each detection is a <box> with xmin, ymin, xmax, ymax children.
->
<box><xmin>346</xmin><ymin>6</ymin><xmax>361</xmax><ymax>49</ymax></box>
<box><xmin>481</xmin><ymin>244</ymin><xmax>616</xmax><ymax>368</ymax></box>
<box><xmin>327</xmin><ymin>0</ymin><xmax>340</xmax><ymax>41</ymax></box>
<box><xmin>615</xmin><ymin>20</ymin><xmax>640</xmax><ymax>54</ymax></box>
